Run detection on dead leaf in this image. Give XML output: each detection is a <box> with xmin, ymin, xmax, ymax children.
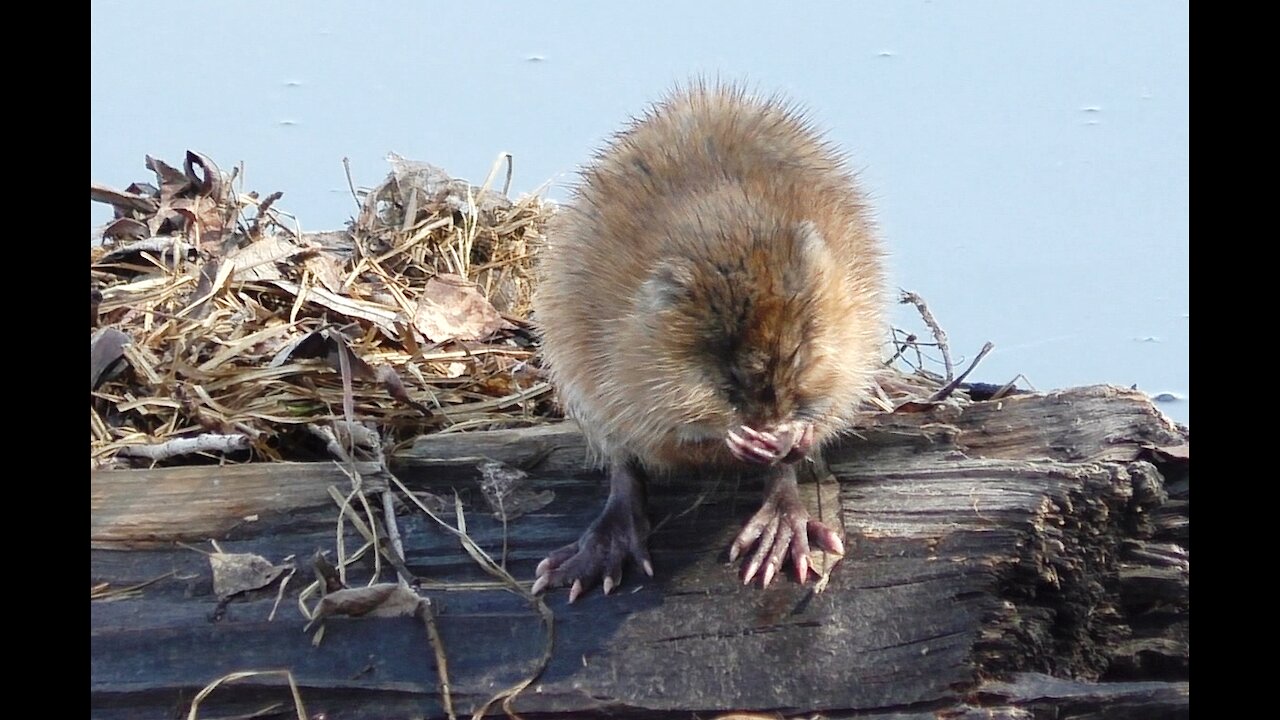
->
<box><xmin>440</xmin><ymin>361</ymin><xmax>467</xmax><ymax>379</ymax></box>
<box><xmin>303</xmin><ymin>251</ymin><xmax>346</xmax><ymax>293</ymax></box>
<box><xmin>143</xmin><ymin>153</ymin><xmax>230</xmax><ymax>246</ymax></box>
<box><xmin>125</xmin><ymin>181</ymin><xmax>158</xmax><ymax>197</ymax></box>
<box><xmin>101</xmin><ymin>217</ymin><xmax>151</xmax><ymax>242</ymax></box>
<box><xmin>91</xmin><ymin>328</ymin><xmax>132</xmax><ymax>390</ymax></box>
<box><xmin>477</xmin><ymin>460</ymin><xmax>555</xmax><ymax>521</ymax></box>
<box><xmin>96</xmin><ymin>235</ymin><xmax>193</xmax><ymax>265</ymax></box>
<box><xmin>229</xmin><ymin>236</ymin><xmax>301</xmax><ymax>281</ymax></box>
<box><xmin>313</xmin><ymin>583</ymin><xmax>423</xmax><ymax>621</ymax></box>
<box><xmin>90</xmin><ymin>183</ymin><xmax>160</xmax><ymax>216</ymax></box>
<box><xmin>183</xmin><ymin>151</ymin><xmax>222</xmax><ymax>197</ymax></box>
<box><xmin>146</xmin><ymin>155</ymin><xmax>190</xmax><ymax>198</ymax></box>
<box><xmin>374</xmin><ymin>365</ymin><xmax>435</xmax><ymax>417</ymax></box>
<box><xmin>169</xmin><ymin>196</ymin><xmax>226</xmax><ymax>240</ymax></box>
<box><xmin>270</xmin><ymin>280</ymin><xmax>400</xmax><ymax>335</ymax></box>
<box><xmin>210</xmin><ymin>551</ymin><xmax>288</xmax><ymax>600</ymax></box>
<box><xmin>386</xmin><ymin>153</ymin><xmax>512</xmax><ymax>220</ymax></box>
<box><xmin>413</xmin><ymin>274</ymin><xmax>513</xmax><ymax>341</ymax></box>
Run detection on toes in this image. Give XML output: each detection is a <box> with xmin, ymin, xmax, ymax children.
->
<box><xmin>534</xmin><ymin>535</ymin><xmax>653</xmax><ymax>600</ymax></box>
<box><xmin>730</xmin><ymin>513</ymin><xmax>769</xmax><ymax>562</ymax></box>
<box><xmin>762</xmin><ymin>522</ymin><xmax>795</xmax><ymax>588</ymax></box>
<box><xmin>775</xmin><ymin>421</ymin><xmax>814</xmax><ymax>463</ymax></box>
<box><xmin>634</xmin><ymin>545</ymin><xmax>655</xmax><ymax>579</ymax></box>
<box><xmin>744</xmin><ymin>519</ymin><xmax>781</xmax><ymax>584</ymax></box>
<box><xmin>602</xmin><ymin>545</ymin><xmax>627</xmax><ymax>596</ymax></box>
<box><xmin>536</xmin><ymin>543</ymin><xmax>580</xmax><ymax>579</ymax></box>
<box><xmin>531</xmin><ymin>574</ymin><xmax>551</xmax><ymax>595</ymax></box>
<box><xmin>739</xmin><ymin>426</ymin><xmax>780</xmax><ymax>450</ymax></box>
<box><xmin>557</xmin><ymin>553</ymin><xmax>604</xmax><ymax>599</ymax></box>
<box><xmin>788</xmin><ymin>524</ymin><xmax>811</xmax><ymax>585</ymax></box>
<box><xmin>807</xmin><ymin>519</ymin><xmax>846</xmax><ymax>556</ymax></box>
<box><xmin>727</xmin><ymin>428</ymin><xmax>781</xmax><ymax>465</ymax></box>
<box><xmin>733</xmin><ymin>494</ymin><xmax>837</xmax><ymax>587</ymax></box>
<box><xmin>533</xmin><ymin>542</ymin><xmax>579</xmax><ymax>594</ymax></box>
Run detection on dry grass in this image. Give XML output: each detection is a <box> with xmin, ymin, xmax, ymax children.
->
<box><xmin>92</xmin><ymin>151</ymin><xmax>556</xmax><ymax>468</ymax></box>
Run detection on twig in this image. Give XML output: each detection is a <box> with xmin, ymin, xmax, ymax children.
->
<box><xmin>116</xmin><ymin>433</ymin><xmax>250</xmax><ymax>461</ymax></box>
<box><xmin>248</xmin><ymin>191</ymin><xmax>284</xmax><ymax>239</ymax></box>
<box><xmin>418</xmin><ymin>598</ymin><xmax>457</xmax><ymax>720</ymax></box>
<box><xmin>991</xmin><ymin>373</ymin><xmax>1036</xmax><ymax>401</ymax></box>
<box><xmin>380</xmin><ymin>487</ymin><xmax>415</xmax><ymax>586</ymax></box>
<box><xmin>928</xmin><ymin>341</ymin><xmax>995</xmax><ymax>402</ymax></box>
<box><xmin>342</xmin><ymin>156</ymin><xmax>361</xmax><ymax>211</ymax></box>
<box><xmin>885</xmin><ymin>330</ymin><xmax>917</xmax><ymax>366</ymax></box>
<box><xmin>900</xmin><ymin>291</ymin><xmax>954</xmax><ymax>381</ymax></box>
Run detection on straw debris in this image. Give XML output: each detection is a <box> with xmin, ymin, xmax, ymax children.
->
<box><xmin>91</xmin><ymin>151</ymin><xmax>555</xmax><ymax>467</ymax></box>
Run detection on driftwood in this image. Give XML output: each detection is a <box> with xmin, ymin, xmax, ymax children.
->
<box><xmin>90</xmin><ymin>385</ymin><xmax>1188</xmax><ymax>719</ymax></box>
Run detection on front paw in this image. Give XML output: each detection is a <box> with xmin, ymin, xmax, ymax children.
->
<box><xmin>772</xmin><ymin>420</ymin><xmax>814</xmax><ymax>463</ymax></box>
<box><xmin>726</xmin><ymin>425</ymin><xmax>784</xmax><ymax>464</ymax></box>
<box><xmin>725</xmin><ymin>421</ymin><xmax>814</xmax><ymax>465</ymax></box>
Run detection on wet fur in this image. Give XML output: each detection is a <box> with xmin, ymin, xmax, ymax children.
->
<box><xmin>535</xmin><ymin>82</ymin><xmax>885</xmax><ymax>472</ymax></box>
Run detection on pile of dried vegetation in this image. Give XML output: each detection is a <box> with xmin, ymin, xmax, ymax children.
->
<box><xmin>91</xmin><ymin>151</ymin><xmax>556</xmax><ymax>468</ymax></box>
<box><xmin>90</xmin><ymin>150</ymin><xmax>1004</xmax><ymax>470</ymax></box>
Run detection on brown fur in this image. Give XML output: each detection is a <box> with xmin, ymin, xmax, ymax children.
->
<box><xmin>534</xmin><ymin>82</ymin><xmax>885</xmax><ymax>471</ymax></box>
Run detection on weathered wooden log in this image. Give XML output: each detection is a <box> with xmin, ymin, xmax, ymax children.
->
<box><xmin>90</xmin><ymin>385</ymin><xmax>1188</xmax><ymax>719</ymax></box>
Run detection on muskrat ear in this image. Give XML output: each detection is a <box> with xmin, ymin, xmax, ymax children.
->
<box><xmin>640</xmin><ymin>261</ymin><xmax>696</xmax><ymax>313</ymax></box>
<box><xmin>794</xmin><ymin>220</ymin><xmax>831</xmax><ymax>263</ymax></box>
<box><xmin>786</xmin><ymin>220</ymin><xmax>835</xmax><ymax>294</ymax></box>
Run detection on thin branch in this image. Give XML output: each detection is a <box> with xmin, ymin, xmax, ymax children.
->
<box><xmin>929</xmin><ymin>341</ymin><xmax>995</xmax><ymax>402</ymax></box>
<box><xmin>116</xmin><ymin>433</ymin><xmax>249</xmax><ymax>461</ymax></box>
<box><xmin>900</xmin><ymin>291</ymin><xmax>954</xmax><ymax>381</ymax></box>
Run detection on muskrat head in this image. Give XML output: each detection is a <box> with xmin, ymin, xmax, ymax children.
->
<box><xmin>637</xmin><ymin>219</ymin><xmax>840</xmax><ymax>459</ymax></box>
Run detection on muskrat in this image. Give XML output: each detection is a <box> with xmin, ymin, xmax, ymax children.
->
<box><xmin>532</xmin><ymin>82</ymin><xmax>885</xmax><ymax>601</ymax></box>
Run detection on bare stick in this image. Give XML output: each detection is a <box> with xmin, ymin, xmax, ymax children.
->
<box><xmin>117</xmin><ymin>433</ymin><xmax>249</xmax><ymax>461</ymax></box>
<box><xmin>885</xmin><ymin>330</ymin><xmax>917</xmax><ymax>367</ymax></box>
<box><xmin>991</xmin><ymin>373</ymin><xmax>1036</xmax><ymax>401</ymax></box>
<box><xmin>381</xmin><ymin>487</ymin><xmax>411</xmax><ymax>586</ymax></box>
<box><xmin>326</xmin><ymin>483</ymin><xmax>414</xmax><ymax>586</ymax></box>
<box><xmin>928</xmin><ymin>341</ymin><xmax>995</xmax><ymax>402</ymax></box>
<box><xmin>342</xmin><ymin>157</ymin><xmax>361</xmax><ymax>211</ymax></box>
<box><xmin>900</xmin><ymin>291</ymin><xmax>954</xmax><ymax>381</ymax></box>
<box><xmin>417</xmin><ymin>598</ymin><xmax>457</xmax><ymax>720</ymax></box>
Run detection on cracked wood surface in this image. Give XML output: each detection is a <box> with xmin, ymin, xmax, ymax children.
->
<box><xmin>90</xmin><ymin>385</ymin><xmax>1188</xmax><ymax>719</ymax></box>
